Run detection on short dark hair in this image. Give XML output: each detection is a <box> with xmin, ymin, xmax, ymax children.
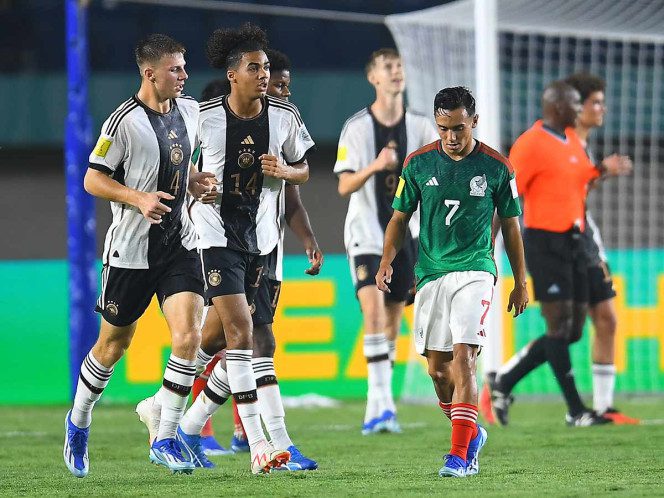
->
<box><xmin>266</xmin><ymin>48</ymin><xmax>291</xmax><ymax>73</ymax></box>
<box><xmin>201</xmin><ymin>79</ymin><xmax>230</xmax><ymax>101</ymax></box>
<box><xmin>135</xmin><ymin>34</ymin><xmax>185</xmax><ymax>67</ymax></box>
<box><xmin>434</xmin><ymin>86</ymin><xmax>476</xmax><ymax>116</ymax></box>
<box><xmin>565</xmin><ymin>72</ymin><xmax>606</xmax><ymax>102</ymax></box>
<box><xmin>365</xmin><ymin>48</ymin><xmax>400</xmax><ymax>74</ymax></box>
<box><xmin>206</xmin><ymin>23</ymin><xmax>268</xmax><ymax>70</ymax></box>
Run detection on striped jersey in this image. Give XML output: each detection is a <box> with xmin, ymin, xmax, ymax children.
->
<box><xmin>89</xmin><ymin>95</ymin><xmax>199</xmax><ymax>269</ymax></box>
<box><xmin>333</xmin><ymin>107</ymin><xmax>438</xmax><ymax>257</ymax></box>
<box><xmin>191</xmin><ymin>95</ymin><xmax>314</xmax><ymax>255</ymax></box>
<box><xmin>393</xmin><ymin>140</ymin><xmax>521</xmax><ymax>290</ymax></box>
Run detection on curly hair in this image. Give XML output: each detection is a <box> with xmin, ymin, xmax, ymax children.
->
<box><xmin>265</xmin><ymin>48</ymin><xmax>291</xmax><ymax>73</ymax></box>
<box><xmin>565</xmin><ymin>73</ymin><xmax>605</xmax><ymax>102</ymax></box>
<box><xmin>206</xmin><ymin>23</ymin><xmax>268</xmax><ymax>70</ymax></box>
<box><xmin>201</xmin><ymin>79</ymin><xmax>230</xmax><ymax>101</ymax></box>
<box><xmin>135</xmin><ymin>34</ymin><xmax>185</xmax><ymax>67</ymax></box>
<box><xmin>434</xmin><ymin>86</ymin><xmax>476</xmax><ymax>116</ymax></box>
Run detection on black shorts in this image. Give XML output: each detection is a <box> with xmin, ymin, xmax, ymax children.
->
<box><xmin>350</xmin><ymin>247</ymin><xmax>416</xmax><ymax>303</ymax></box>
<box><xmin>588</xmin><ymin>261</ymin><xmax>617</xmax><ymax>306</ymax></box>
<box><xmin>95</xmin><ymin>248</ymin><xmax>204</xmax><ymax>327</ymax></box>
<box><xmin>201</xmin><ymin>247</ymin><xmax>265</xmax><ymax>306</ymax></box>
<box><xmin>252</xmin><ymin>247</ymin><xmax>281</xmax><ymax>326</ymax></box>
<box><xmin>523</xmin><ymin>228</ymin><xmax>589</xmax><ymax>303</ymax></box>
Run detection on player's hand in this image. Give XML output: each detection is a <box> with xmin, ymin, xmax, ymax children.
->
<box><xmin>188</xmin><ymin>171</ymin><xmax>218</xmax><ymax>203</ymax></box>
<box><xmin>304</xmin><ymin>245</ymin><xmax>324</xmax><ymax>276</ymax></box>
<box><xmin>375</xmin><ymin>262</ymin><xmax>393</xmax><ymax>293</ymax></box>
<box><xmin>507</xmin><ymin>281</ymin><xmax>528</xmax><ymax>317</ymax></box>
<box><xmin>376</xmin><ymin>145</ymin><xmax>398</xmax><ymax>172</ymax></box>
<box><xmin>138</xmin><ymin>191</ymin><xmax>174</xmax><ymax>224</ymax></box>
<box><xmin>601</xmin><ymin>154</ymin><xmax>633</xmax><ymax>176</ymax></box>
<box><xmin>260</xmin><ymin>154</ymin><xmax>290</xmax><ymax>179</ymax></box>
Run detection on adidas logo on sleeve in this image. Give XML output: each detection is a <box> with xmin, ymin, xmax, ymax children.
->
<box><xmin>425</xmin><ymin>177</ymin><xmax>439</xmax><ymax>186</ymax></box>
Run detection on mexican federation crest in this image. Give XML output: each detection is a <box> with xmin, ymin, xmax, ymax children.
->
<box><xmin>469</xmin><ymin>174</ymin><xmax>487</xmax><ymax>197</ymax></box>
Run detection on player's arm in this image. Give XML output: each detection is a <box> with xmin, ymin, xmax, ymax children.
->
<box><xmin>84</xmin><ymin>168</ymin><xmax>173</xmax><ymax>225</ymax></box>
<box><xmin>188</xmin><ymin>145</ymin><xmax>218</xmax><ymax>203</ymax></box>
<box><xmin>284</xmin><ymin>184</ymin><xmax>323</xmax><ymax>276</ymax></box>
<box><xmin>261</xmin><ymin>155</ymin><xmax>309</xmax><ymax>185</ymax></box>
<box><xmin>500</xmin><ymin>216</ymin><xmax>529</xmax><ymax>317</ymax></box>
<box><xmin>337</xmin><ymin>146</ymin><xmax>397</xmax><ymax>197</ymax></box>
<box><xmin>376</xmin><ymin>209</ymin><xmax>411</xmax><ymax>293</ymax></box>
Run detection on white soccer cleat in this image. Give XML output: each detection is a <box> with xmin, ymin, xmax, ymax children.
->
<box><xmin>250</xmin><ymin>439</ymin><xmax>290</xmax><ymax>475</ymax></box>
<box><xmin>136</xmin><ymin>395</ymin><xmax>161</xmax><ymax>445</ymax></box>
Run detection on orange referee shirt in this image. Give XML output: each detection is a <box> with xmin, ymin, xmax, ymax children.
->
<box><xmin>509</xmin><ymin>120</ymin><xmax>599</xmax><ymax>232</ymax></box>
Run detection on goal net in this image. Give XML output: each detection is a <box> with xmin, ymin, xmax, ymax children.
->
<box><xmin>388</xmin><ymin>0</ymin><xmax>664</xmax><ymax>401</ymax></box>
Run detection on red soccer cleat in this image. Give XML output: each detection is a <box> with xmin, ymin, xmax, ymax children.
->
<box><xmin>479</xmin><ymin>382</ymin><xmax>496</xmax><ymax>425</ymax></box>
<box><xmin>602</xmin><ymin>408</ymin><xmax>640</xmax><ymax>425</ymax></box>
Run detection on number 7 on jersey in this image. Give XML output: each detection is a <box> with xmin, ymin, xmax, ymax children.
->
<box><xmin>444</xmin><ymin>199</ymin><xmax>460</xmax><ymax>226</ymax></box>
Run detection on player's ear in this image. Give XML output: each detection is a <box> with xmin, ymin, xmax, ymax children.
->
<box><xmin>227</xmin><ymin>69</ymin><xmax>235</xmax><ymax>84</ymax></box>
<box><xmin>472</xmin><ymin>114</ymin><xmax>479</xmax><ymax>128</ymax></box>
<box><xmin>144</xmin><ymin>66</ymin><xmax>155</xmax><ymax>83</ymax></box>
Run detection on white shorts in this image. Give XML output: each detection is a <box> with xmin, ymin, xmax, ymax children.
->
<box><xmin>413</xmin><ymin>271</ymin><xmax>495</xmax><ymax>355</ymax></box>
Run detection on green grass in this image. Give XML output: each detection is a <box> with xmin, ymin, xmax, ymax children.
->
<box><xmin>1</xmin><ymin>399</ymin><xmax>663</xmax><ymax>497</ymax></box>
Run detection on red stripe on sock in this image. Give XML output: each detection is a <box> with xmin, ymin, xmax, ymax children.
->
<box><xmin>438</xmin><ymin>401</ymin><xmax>452</xmax><ymax>420</ymax></box>
<box><xmin>449</xmin><ymin>403</ymin><xmax>479</xmax><ymax>459</ymax></box>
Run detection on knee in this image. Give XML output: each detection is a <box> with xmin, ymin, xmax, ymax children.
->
<box><xmin>253</xmin><ymin>325</ymin><xmax>276</xmax><ymax>357</ymax></box>
<box><xmin>94</xmin><ymin>336</ymin><xmax>130</xmax><ymax>365</ymax></box>
<box><xmin>593</xmin><ymin>309</ymin><xmax>617</xmax><ymax>338</ymax></box>
<box><xmin>225</xmin><ymin>318</ymin><xmax>253</xmax><ymax>350</ymax></box>
<box><xmin>428</xmin><ymin>365</ymin><xmax>451</xmax><ymax>386</ymax></box>
<box><xmin>171</xmin><ymin>326</ymin><xmax>202</xmax><ymax>352</ymax></box>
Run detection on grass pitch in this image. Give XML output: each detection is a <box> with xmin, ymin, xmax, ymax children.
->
<box><xmin>1</xmin><ymin>399</ymin><xmax>662</xmax><ymax>497</ymax></box>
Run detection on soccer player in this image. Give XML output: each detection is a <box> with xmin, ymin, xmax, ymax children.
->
<box><xmin>565</xmin><ymin>72</ymin><xmax>637</xmax><ymax>424</ymax></box>
<box><xmin>376</xmin><ymin>86</ymin><xmax>528</xmax><ymax>477</ymax></box>
<box><xmin>491</xmin><ymin>81</ymin><xmax>628</xmax><ymax>427</ymax></box>
<box><xmin>63</xmin><ymin>34</ymin><xmax>216</xmax><ymax>477</ymax></box>
<box><xmin>334</xmin><ymin>48</ymin><xmax>438</xmax><ymax>435</ymax></box>
<box><xmin>167</xmin><ymin>24</ymin><xmax>313</xmax><ymax>475</ymax></box>
<box><xmin>180</xmin><ymin>49</ymin><xmax>323</xmax><ymax>467</ymax></box>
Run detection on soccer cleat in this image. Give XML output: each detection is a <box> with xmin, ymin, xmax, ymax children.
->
<box><xmin>438</xmin><ymin>454</ymin><xmax>467</xmax><ymax>478</ymax></box>
<box><xmin>176</xmin><ymin>427</ymin><xmax>215</xmax><ymax>468</ymax></box>
<box><xmin>149</xmin><ymin>438</ymin><xmax>195</xmax><ymax>474</ymax></box>
<box><xmin>565</xmin><ymin>410</ymin><xmax>612</xmax><ymax>427</ymax></box>
<box><xmin>491</xmin><ymin>389</ymin><xmax>514</xmax><ymax>426</ymax></box>
<box><xmin>231</xmin><ymin>434</ymin><xmax>250</xmax><ymax>453</ymax></box>
<box><xmin>465</xmin><ymin>424</ymin><xmax>488</xmax><ymax>476</ymax></box>
<box><xmin>272</xmin><ymin>445</ymin><xmax>318</xmax><ymax>471</ymax></box>
<box><xmin>63</xmin><ymin>411</ymin><xmax>89</xmax><ymax>478</ymax></box>
<box><xmin>361</xmin><ymin>416</ymin><xmax>386</xmax><ymax>435</ymax></box>
<box><xmin>136</xmin><ymin>396</ymin><xmax>160</xmax><ymax>445</ymax></box>
<box><xmin>201</xmin><ymin>435</ymin><xmax>234</xmax><ymax>456</ymax></box>
<box><xmin>379</xmin><ymin>410</ymin><xmax>402</xmax><ymax>433</ymax></box>
<box><xmin>250</xmin><ymin>439</ymin><xmax>290</xmax><ymax>475</ymax></box>
<box><xmin>479</xmin><ymin>373</ymin><xmax>497</xmax><ymax>425</ymax></box>
<box><xmin>602</xmin><ymin>408</ymin><xmax>640</xmax><ymax>425</ymax></box>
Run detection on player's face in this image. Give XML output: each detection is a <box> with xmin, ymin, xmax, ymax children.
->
<box><xmin>579</xmin><ymin>91</ymin><xmax>606</xmax><ymax>128</ymax></box>
<box><xmin>149</xmin><ymin>52</ymin><xmax>188</xmax><ymax>99</ymax></box>
<box><xmin>435</xmin><ymin>107</ymin><xmax>478</xmax><ymax>157</ymax></box>
<box><xmin>368</xmin><ymin>56</ymin><xmax>405</xmax><ymax>95</ymax></box>
<box><xmin>267</xmin><ymin>70</ymin><xmax>291</xmax><ymax>101</ymax></box>
<box><xmin>229</xmin><ymin>51</ymin><xmax>270</xmax><ymax>100</ymax></box>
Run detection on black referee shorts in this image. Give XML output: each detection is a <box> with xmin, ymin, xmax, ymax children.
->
<box><xmin>95</xmin><ymin>248</ymin><xmax>204</xmax><ymax>327</ymax></box>
<box><xmin>523</xmin><ymin>227</ymin><xmax>589</xmax><ymax>303</ymax></box>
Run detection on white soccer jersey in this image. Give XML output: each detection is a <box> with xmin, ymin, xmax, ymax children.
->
<box><xmin>334</xmin><ymin>107</ymin><xmax>438</xmax><ymax>257</ymax></box>
<box><xmin>89</xmin><ymin>95</ymin><xmax>199</xmax><ymax>269</ymax></box>
<box><xmin>191</xmin><ymin>95</ymin><xmax>314</xmax><ymax>256</ymax></box>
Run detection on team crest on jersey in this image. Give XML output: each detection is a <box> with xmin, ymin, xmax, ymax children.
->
<box><xmin>207</xmin><ymin>270</ymin><xmax>222</xmax><ymax>287</ymax></box>
<box><xmin>106</xmin><ymin>301</ymin><xmax>119</xmax><ymax>317</ymax></box>
<box><xmin>170</xmin><ymin>144</ymin><xmax>184</xmax><ymax>165</ymax></box>
<box><xmin>238</xmin><ymin>147</ymin><xmax>255</xmax><ymax>169</ymax></box>
<box><xmin>356</xmin><ymin>264</ymin><xmax>369</xmax><ymax>281</ymax></box>
<box><xmin>469</xmin><ymin>175</ymin><xmax>487</xmax><ymax>197</ymax></box>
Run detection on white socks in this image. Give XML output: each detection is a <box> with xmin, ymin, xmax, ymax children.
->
<box><xmin>592</xmin><ymin>363</ymin><xmax>616</xmax><ymax>414</ymax></box>
<box><xmin>226</xmin><ymin>350</ymin><xmax>265</xmax><ymax>448</ymax></box>
<box><xmin>180</xmin><ymin>360</ymin><xmax>231</xmax><ymax>435</ymax></box>
<box><xmin>71</xmin><ymin>352</ymin><xmax>113</xmax><ymax>428</ymax></box>
<box><xmin>156</xmin><ymin>354</ymin><xmax>195</xmax><ymax>441</ymax></box>
<box><xmin>253</xmin><ymin>357</ymin><xmax>292</xmax><ymax>450</ymax></box>
<box><xmin>363</xmin><ymin>334</ymin><xmax>395</xmax><ymax>423</ymax></box>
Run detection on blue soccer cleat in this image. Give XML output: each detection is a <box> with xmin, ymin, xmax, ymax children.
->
<box><xmin>361</xmin><ymin>416</ymin><xmax>385</xmax><ymax>435</ymax></box>
<box><xmin>150</xmin><ymin>438</ymin><xmax>195</xmax><ymax>474</ymax></box>
<box><xmin>465</xmin><ymin>424</ymin><xmax>488</xmax><ymax>476</ymax></box>
<box><xmin>63</xmin><ymin>411</ymin><xmax>89</xmax><ymax>478</ymax></box>
<box><xmin>230</xmin><ymin>434</ymin><xmax>250</xmax><ymax>453</ymax></box>
<box><xmin>176</xmin><ymin>427</ymin><xmax>215</xmax><ymax>468</ymax></box>
<box><xmin>438</xmin><ymin>454</ymin><xmax>467</xmax><ymax>478</ymax></box>
<box><xmin>272</xmin><ymin>445</ymin><xmax>318</xmax><ymax>471</ymax></box>
<box><xmin>379</xmin><ymin>410</ymin><xmax>402</xmax><ymax>434</ymax></box>
<box><xmin>201</xmin><ymin>435</ymin><xmax>234</xmax><ymax>456</ymax></box>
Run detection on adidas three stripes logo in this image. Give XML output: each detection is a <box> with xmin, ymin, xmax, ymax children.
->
<box><xmin>425</xmin><ymin>177</ymin><xmax>440</xmax><ymax>186</ymax></box>
<box><xmin>241</xmin><ymin>135</ymin><xmax>254</xmax><ymax>145</ymax></box>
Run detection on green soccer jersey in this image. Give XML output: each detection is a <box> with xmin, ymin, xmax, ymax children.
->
<box><xmin>393</xmin><ymin>140</ymin><xmax>521</xmax><ymax>290</ymax></box>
